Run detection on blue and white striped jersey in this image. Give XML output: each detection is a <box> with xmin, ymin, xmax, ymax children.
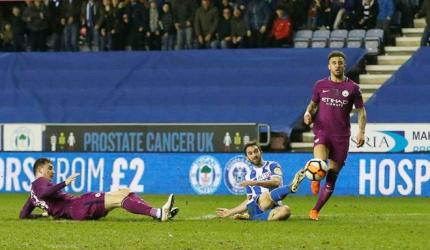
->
<box><xmin>246</xmin><ymin>160</ymin><xmax>283</xmax><ymax>202</ymax></box>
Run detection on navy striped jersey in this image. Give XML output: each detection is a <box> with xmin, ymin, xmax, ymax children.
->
<box><xmin>246</xmin><ymin>160</ymin><xmax>283</xmax><ymax>202</ymax></box>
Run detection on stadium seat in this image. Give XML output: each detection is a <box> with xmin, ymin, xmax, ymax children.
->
<box><xmin>329</xmin><ymin>29</ymin><xmax>348</xmax><ymax>48</ymax></box>
<box><xmin>347</xmin><ymin>29</ymin><xmax>366</xmax><ymax>48</ymax></box>
<box><xmin>365</xmin><ymin>29</ymin><xmax>384</xmax><ymax>55</ymax></box>
<box><xmin>311</xmin><ymin>30</ymin><xmax>330</xmax><ymax>48</ymax></box>
<box><xmin>293</xmin><ymin>30</ymin><xmax>312</xmax><ymax>48</ymax></box>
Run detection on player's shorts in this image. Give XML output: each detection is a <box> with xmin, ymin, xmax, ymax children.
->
<box><xmin>314</xmin><ymin>134</ymin><xmax>350</xmax><ymax>167</ymax></box>
<box><xmin>68</xmin><ymin>192</ymin><xmax>108</xmax><ymax>220</ymax></box>
<box><xmin>246</xmin><ymin>197</ymin><xmax>277</xmax><ymax>221</ymax></box>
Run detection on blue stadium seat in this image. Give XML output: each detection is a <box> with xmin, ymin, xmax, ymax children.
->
<box><xmin>294</xmin><ymin>30</ymin><xmax>313</xmax><ymax>48</ymax></box>
<box><xmin>347</xmin><ymin>29</ymin><xmax>366</xmax><ymax>48</ymax></box>
<box><xmin>329</xmin><ymin>29</ymin><xmax>348</xmax><ymax>48</ymax></box>
<box><xmin>365</xmin><ymin>29</ymin><xmax>384</xmax><ymax>55</ymax></box>
<box><xmin>311</xmin><ymin>30</ymin><xmax>330</xmax><ymax>48</ymax></box>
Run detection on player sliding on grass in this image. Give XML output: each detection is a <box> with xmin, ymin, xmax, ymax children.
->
<box><xmin>19</xmin><ymin>158</ymin><xmax>178</xmax><ymax>221</ymax></box>
<box><xmin>216</xmin><ymin>141</ymin><xmax>304</xmax><ymax>221</ymax></box>
<box><xmin>302</xmin><ymin>50</ymin><xmax>367</xmax><ymax>220</ymax></box>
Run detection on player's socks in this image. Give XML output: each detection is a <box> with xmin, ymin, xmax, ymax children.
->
<box><xmin>121</xmin><ymin>193</ymin><xmax>159</xmax><ymax>219</ymax></box>
<box><xmin>311</xmin><ymin>181</ymin><xmax>320</xmax><ymax>195</ymax></box>
<box><xmin>269</xmin><ymin>185</ymin><xmax>292</xmax><ymax>202</ymax></box>
<box><xmin>313</xmin><ymin>170</ymin><xmax>338</xmax><ymax>211</ymax></box>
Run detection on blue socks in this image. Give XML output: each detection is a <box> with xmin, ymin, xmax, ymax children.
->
<box><xmin>269</xmin><ymin>185</ymin><xmax>292</xmax><ymax>202</ymax></box>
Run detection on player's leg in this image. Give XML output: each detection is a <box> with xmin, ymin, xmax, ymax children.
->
<box><xmin>268</xmin><ymin>205</ymin><xmax>291</xmax><ymax>221</ymax></box>
<box><xmin>257</xmin><ymin>191</ymin><xmax>277</xmax><ymax>210</ymax></box>
<box><xmin>105</xmin><ymin>188</ymin><xmax>175</xmax><ymax>221</ymax></box>
<box><xmin>258</xmin><ymin>186</ymin><xmax>294</xmax><ymax>211</ymax></box>
<box><xmin>310</xmin><ymin>136</ymin><xmax>348</xmax><ymax>220</ymax></box>
<box><xmin>310</xmin><ymin>160</ymin><xmax>340</xmax><ymax>220</ymax></box>
<box><xmin>311</xmin><ymin>143</ymin><xmax>330</xmax><ymax>195</ymax></box>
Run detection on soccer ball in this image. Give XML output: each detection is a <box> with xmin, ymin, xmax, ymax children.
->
<box><xmin>304</xmin><ymin>158</ymin><xmax>329</xmax><ymax>181</ymax></box>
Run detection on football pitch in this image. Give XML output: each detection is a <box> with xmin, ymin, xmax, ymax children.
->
<box><xmin>1</xmin><ymin>194</ymin><xmax>428</xmax><ymax>249</ymax></box>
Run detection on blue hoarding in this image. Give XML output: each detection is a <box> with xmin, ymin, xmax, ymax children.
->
<box><xmin>0</xmin><ymin>153</ymin><xmax>429</xmax><ymax>196</ymax></box>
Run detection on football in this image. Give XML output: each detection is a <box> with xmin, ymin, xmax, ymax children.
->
<box><xmin>304</xmin><ymin>158</ymin><xmax>329</xmax><ymax>181</ymax></box>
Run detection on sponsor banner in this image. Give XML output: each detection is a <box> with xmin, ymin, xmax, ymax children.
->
<box><xmin>43</xmin><ymin>124</ymin><xmax>259</xmax><ymax>153</ymax></box>
<box><xmin>0</xmin><ymin>153</ymin><xmax>429</xmax><ymax>196</ymax></box>
<box><xmin>350</xmin><ymin>124</ymin><xmax>430</xmax><ymax>153</ymax></box>
<box><xmin>3</xmin><ymin>124</ymin><xmax>43</xmax><ymax>151</ymax></box>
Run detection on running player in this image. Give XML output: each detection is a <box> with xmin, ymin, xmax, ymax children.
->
<box><xmin>302</xmin><ymin>50</ymin><xmax>367</xmax><ymax>220</ymax></box>
<box><xmin>20</xmin><ymin>158</ymin><xmax>178</xmax><ymax>221</ymax></box>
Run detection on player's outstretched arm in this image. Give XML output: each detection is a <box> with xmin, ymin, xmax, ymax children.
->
<box><xmin>65</xmin><ymin>173</ymin><xmax>80</xmax><ymax>185</ymax></box>
<box><xmin>216</xmin><ymin>198</ymin><xmax>248</xmax><ymax>218</ymax></box>
<box><xmin>38</xmin><ymin>173</ymin><xmax>80</xmax><ymax>199</ymax></box>
<box><xmin>239</xmin><ymin>176</ymin><xmax>281</xmax><ymax>189</ymax></box>
<box><xmin>19</xmin><ymin>197</ymin><xmax>42</xmax><ymax>219</ymax></box>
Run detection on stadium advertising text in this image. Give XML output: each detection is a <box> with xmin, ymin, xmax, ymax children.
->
<box><xmin>359</xmin><ymin>158</ymin><xmax>430</xmax><ymax>196</ymax></box>
<box><xmin>0</xmin><ymin>153</ymin><xmax>429</xmax><ymax>196</ymax></box>
<box><xmin>42</xmin><ymin>124</ymin><xmax>258</xmax><ymax>153</ymax></box>
<box><xmin>350</xmin><ymin>124</ymin><xmax>430</xmax><ymax>152</ymax></box>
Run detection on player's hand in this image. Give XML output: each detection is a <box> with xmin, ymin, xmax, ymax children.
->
<box><xmin>355</xmin><ymin>131</ymin><xmax>365</xmax><ymax>148</ymax></box>
<box><xmin>216</xmin><ymin>208</ymin><xmax>231</xmax><ymax>218</ymax></box>
<box><xmin>239</xmin><ymin>180</ymin><xmax>256</xmax><ymax>187</ymax></box>
<box><xmin>304</xmin><ymin>111</ymin><xmax>313</xmax><ymax>125</ymax></box>
<box><xmin>232</xmin><ymin>213</ymin><xmax>250</xmax><ymax>220</ymax></box>
<box><xmin>65</xmin><ymin>173</ymin><xmax>80</xmax><ymax>185</ymax></box>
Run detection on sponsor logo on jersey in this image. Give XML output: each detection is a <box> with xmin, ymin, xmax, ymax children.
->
<box><xmin>321</xmin><ymin>97</ymin><xmax>349</xmax><ymax>107</ymax></box>
<box><xmin>189</xmin><ymin>155</ymin><xmax>222</xmax><ymax>194</ymax></box>
<box><xmin>224</xmin><ymin>156</ymin><xmax>252</xmax><ymax>195</ymax></box>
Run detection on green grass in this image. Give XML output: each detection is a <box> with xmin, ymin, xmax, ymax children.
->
<box><xmin>1</xmin><ymin>194</ymin><xmax>429</xmax><ymax>249</ymax></box>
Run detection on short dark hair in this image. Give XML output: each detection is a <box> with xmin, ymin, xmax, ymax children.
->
<box><xmin>328</xmin><ymin>50</ymin><xmax>346</xmax><ymax>61</ymax></box>
<box><xmin>33</xmin><ymin>158</ymin><xmax>52</xmax><ymax>175</ymax></box>
<box><xmin>243</xmin><ymin>141</ymin><xmax>261</xmax><ymax>155</ymax></box>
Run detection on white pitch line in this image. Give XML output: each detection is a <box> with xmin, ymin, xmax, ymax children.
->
<box><xmin>182</xmin><ymin>214</ymin><xmax>218</xmax><ymax>220</ymax></box>
<box><xmin>181</xmin><ymin>213</ymin><xmax>429</xmax><ymax>221</ymax></box>
<box><xmin>292</xmin><ymin>213</ymin><xmax>429</xmax><ymax>219</ymax></box>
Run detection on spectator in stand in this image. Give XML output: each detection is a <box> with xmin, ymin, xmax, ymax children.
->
<box><xmin>47</xmin><ymin>0</ymin><xmax>64</xmax><ymax>52</ymax></box>
<box><xmin>10</xmin><ymin>6</ymin><xmax>26</xmax><ymax>51</ymax></box>
<box><xmin>211</xmin><ymin>7</ymin><xmax>233</xmax><ymax>49</ymax></box>
<box><xmin>194</xmin><ymin>0</ymin><xmax>219</xmax><ymax>49</ymax></box>
<box><xmin>147</xmin><ymin>0</ymin><xmax>161</xmax><ymax>50</ymax></box>
<box><xmin>23</xmin><ymin>0</ymin><xmax>49</xmax><ymax>51</ymax></box>
<box><xmin>376</xmin><ymin>0</ymin><xmax>394</xmax><ymax>38</ymax></box>
<box><xmin>60</xmin><ymin>0</ymin><xmax>82</xmax><ymax>51</ymax></box>
<box><xmin>0</xmin><ymin>22</ymin><xmax>14</xmax><ymax>51</ymax></box>
<box><xmin>231</xmin><ymin>6</ymin><xmax>248</xmax><ymax>48</ymax></box>
<box><xmin>172</xmin><ymin>0</ymin><xmax>195</xmax><ymax>49</ymax></box>
<box><xmin>100</xmin><ymin>0</ymin><xmax>115</xmax><ymax>51</ymax></box>
<box><xmin>337</xmin><ymin>0</ymin><xmax>360</xmax><ymax>29</ymax></box>
<box><xmin>270</xmin><ymin>7</ymin><xmax>292</xmax><ymax>47</ymax></box>
<box><xmin>111</xmin><ymin>0</ymin><xmax>128</xmax><ymax>50</ymax></box>
<box><xmin>398</xmin><ymin>0</ymin><xmax>415</xmax><ymax>28</ymax></box>
<box><xmin>125</xmin><ymin>0</ymin><xmax>148</xmax><ymax>50</ymax></box>
<box><xmin>416</xmin><ymin>0</ymin><xmax>430</xmax><ymax>46</ymax></box>
<box><xmin>217</xmin><ymin>0</ymin><xmax>234</xmax><ymax>13</ymax></box>
<box><xmin>277</xmin><ymin>0</ymin><xmax>310</xmax><ymax>30</ymax></box>
<box><xmin>319</xmin><ymin>0</ymin><xmax>336</xmax><ymax>29</ymax></box>
<box><xmin>160</xmin><ymin>2</ymin><xmax>175</xmax><ymax>50</ymax></box>
<box><xmin>81</xmin><ymin>0</ymin><xmax>104</xmax><ymax>51</ymax></box>
<box><xmin>357</xmin><ymin>0</ymin><xmax>378</xmax><ymax>30</ymax></box>
<box><xmin>307</xmin><ymin>0</ymin><xmax>321</xmax><ymax>30</ymax></box>
<box><xmin>246</xmin><ymin>0</ymin><xmax>271</xmax><ymax>48</ymax></box>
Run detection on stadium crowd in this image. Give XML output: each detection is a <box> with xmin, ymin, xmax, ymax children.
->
<box><xmin>0</xmin><ymin>0</ymin><xmax>427</xmax><ymax>52</ymax></box>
